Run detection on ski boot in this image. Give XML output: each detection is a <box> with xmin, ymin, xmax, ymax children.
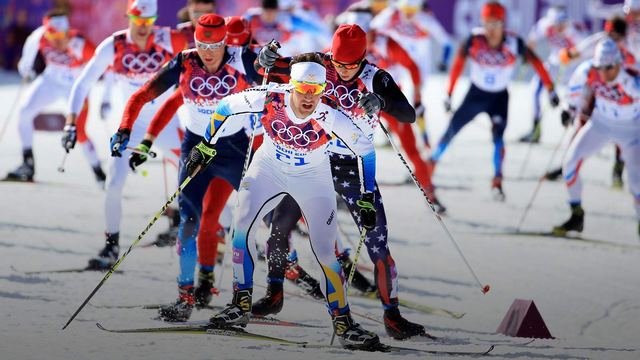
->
<box><xmin>332</xmin><ymin>311</ymin><xmax>380</xmax><ymax>349</ymax></box>
<box><xmin>285</xmin><ymin>252</ymin><xmax>324</xmax><ymax>300</ymax></box>
<box><xmin>519</xmin><ymin>121</ymin><xmax>541</xmax><ymax>143</ymax></box>
<box><xmin>209</xmin><ymin>288</ymin><xmax>252</xmax><ymax>328</ymax></box>
<box><xmin>491</xmin><ymin>176</ymin><xmax>505</xmax><ymax>202</ymax></box>
<box><xmin>194</xmin><ymin>269</ymin><xmax>219</xmax><ymax>308</ymax></box>
<box><xmin>337</xmin><ymin>251</ymin><xmax>376</xmax><ymax>294</ymax></box>
<box><xmin>552</xmin><ymin>204</ymin><xmax>584</xmax><ymax>236</ymax></box>
<box><xmin>545</xmin><ymin>167</ymin><xmax>563</xmax><ymax>181</ymax></box>
<box><xmin>4</xmin><ymin>149</ymin><xmax>35</xmax><ymax>182</ymax></box>
<box><xmin>154</xmin><ymin>208</ymin><xmax>180</xmax><ymax>247</ymax></box>
<box><xmin>158</xmin><ymin>285</ymin><xmax>195</xmax><ymax>322</ymax></box>
<box><xmin>384</xmin><ymin>306</ymin><xmax>430</xmax><ymax>340</ymax></box>
<box><xmin>612</xmin><ymin>161</ymin><xmax>624</xmax><ymax>189</ymax></box>
<box><xmin>92</xmin><ymin>165</ymin><xmax>106</xmax><ymax>188</ymax></box>
<box><xmin>87</xmin><ymin>233</ymin><xmax>119</xmax><ymax>270</ymax></box>
<box><xmin>251</xmin><ymin>281</ymin><xmax>284</xmax><ymax>316</ymax></box>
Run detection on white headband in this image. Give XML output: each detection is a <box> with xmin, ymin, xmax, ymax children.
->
<box><xmin>290</xmin><ymin>61</ymin><xmax>326</xmax><ymax>84</ymax></box>
<box><xmin>45</xmin><ymin>16</ymin><xmax>70</xmax><ymax>33</ymax></box>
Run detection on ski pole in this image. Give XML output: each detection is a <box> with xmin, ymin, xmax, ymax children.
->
<box><xmin>0</xmin><ymin>78</ymin><xmax>27</xmax><ymax>144</ymax></box>
<box><xmin>516</xmin><ymin>126</ymin><xmax>570</xmax><ymax>232</ymax></box>
<box><xmin>126</xmin><ymin>146</ymin><xmax>157</xmax><ymax>158</ymax></box>
<box><xmin>216</xmin><ymin>40</ymin><xmax>280</xmax><ymax>290</ymax></box>
<box><xmin>61</xmin><ymin>165</ymin><xmax>202</xmax><ymax>330</ymax></box>
<box><xmin>518</xmin><ymin>140</ymin><xmax>535</xmax><ymax>180</ymax></box>
<box><xmin>57</xmin><ymin>153</ymin><xmax>68</xmax><ymax>173</ymax></box>
<box><xmin>330</xmin><ymin>227</ymin><xmax>368</xmax><ymax>345</ymax></box>
<box><xmin>379</xmin><ymin>122</ymin><xmax>490</xmax><ymax>295</ymax></box>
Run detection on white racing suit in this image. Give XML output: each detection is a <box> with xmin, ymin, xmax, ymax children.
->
<box><xmin>67</xmin><ymin>27</ymin><xmax>185</xmax><ymax>234</ymax></box>
<box><xmin>205</xmin><ymin>84</ymin><xmax>377</xmax><ymax>314</ymax></box>
<box><xmin>562</xmin><ymin>64</ymin><xmax>640</xmax><ymax>219</ymax></box>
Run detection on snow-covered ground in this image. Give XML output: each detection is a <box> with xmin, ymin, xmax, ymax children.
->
<box><xmin>1</xmin><ymin>70</ymin><xmax>639</xmax><ymax>360</ymax></box>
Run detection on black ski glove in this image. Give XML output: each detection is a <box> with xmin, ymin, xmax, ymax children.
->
<box><xmin>358</xmin><ymin>92</ymin><xmax>385</xmax><ymax>116</ymax></box>
<box><xmin>185</xmin><ymin>141</ymin><xmax>217</xmax><ymax>176</ymax></box>
<box><xmin>357</xmin><ymin>192</ymin><xmax>376</xmax><ymax>230</ymax></box>
<box><xmin>129</xmin><ymin>140</ymin><xmax>152</xmax><ymax>171</ymax></box>
<box><xmin>61</xmin><ymin>124</ymin><xmax>77</xmax><ymax>153</ymax></box>
<box><xmin>110</xmin><ymin>128</ymin><xmax>131</xmax><ymax>157</ymax></box>
<box><xmin>258</xmin><ymin>44</ymin><xmax>279</xmax><ymax>69</ymax></box>
<box><xmin>561</xmin><ymin>109</ymin><xmax>574</xmax><ymax>127</ymax></box>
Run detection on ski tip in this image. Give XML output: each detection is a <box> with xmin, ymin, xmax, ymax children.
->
<box><xmin>96</xmin><ymin>323</ymin><xmax>107</xmax><ymax>331</ymax></box>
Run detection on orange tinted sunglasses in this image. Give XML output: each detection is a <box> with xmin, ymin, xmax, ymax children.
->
<box><xmin>129</xmin><ymin>15</ymin><xmax>157</xmax><ymax>26</ymax></box>
<box><xmin>331</xmin><ymin>59</ymin><xmax>362</xmax><ymax>70</ymax></box>
<box><xmin>44</xmin><ymin>30</ymin><xmax>67</xmax><ymax>40</ymax></box>
<box><xmin>291</xmin><ymin>80</ymin><xmax>326</xmax><ymax>95</ymax></box>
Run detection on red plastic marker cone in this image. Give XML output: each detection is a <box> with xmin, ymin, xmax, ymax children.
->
<box><xmin>496</xmin><ymin>299</ymin><xmax>554</xmax><ymax>339</ymax></box>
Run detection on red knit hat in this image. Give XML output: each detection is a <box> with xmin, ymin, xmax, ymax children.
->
<box><xmin>195</xmin><ymin>14</ymin><xmax>227</xmax><ymax>43</ymax></box>
<box><xmin>225</xmin><ymin>16</ymin><xmax>251</xmax><ymax>46</ymax></box>
<box><xmin>481</xmin><ymin>2</ymin><xmax>506</xmax><ymax>21</ymax></box>
<box><xmin>331</xmin><ymin>24</ymin><xmax>367</xmax><ymax>64</ymax></box>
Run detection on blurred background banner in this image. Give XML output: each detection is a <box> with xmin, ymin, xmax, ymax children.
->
<box><xmin>0</xmin><ymin>0</ymin><xmax>626</xmax><ymax>70</ymax></box>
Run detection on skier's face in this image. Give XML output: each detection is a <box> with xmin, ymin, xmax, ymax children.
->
<box><xmin>189</xmin><ymin>3</ymin><xmax>216</xmax><ymax>24</ymax></box>
<box><xmin>290</xmin><ymin>82</ymin><xmax>325</xmax><ymax>118</ymax></box>
<box><xmin>483</xmin><ymin>18</ymin><xmax>504</xmax><ymax>46</ymax></box>
<box><xmin>196</xmin><ymin>41</ymin><xmax>226</xmax><ymax>71</ymax></box>
<box><xmin>262</xmin><ymin>9</ymin><xmax>278</xmax><ymax>24</ymax></box>
<box><xmin>129</xmin><ymin>15</ymin><xmax>156</xmax><ymax>41</ymax></box>
<box><xmin>44</xmin><ymin>31</ymin><xmax>70</xmax><ymax>51</ymax></box>
<box><xmin>597</xmin><ymin>63</ymin><xmax>621</xmax><ymax>82</ymax></box>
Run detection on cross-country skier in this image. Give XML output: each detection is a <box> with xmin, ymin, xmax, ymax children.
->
<box><xmin>519</xmin><ymin>5</ymin><xmax>587</xmax><ymax>144</ymax></box>
<box><xmin>151</xmin><ymin>0</ymin><xmax>218</xmax><ymax>247</ymax></box>
<box><xmin>553</xmin><ymin>38</ymin><xmax>640</xmax><ymax>238</ymax></box>
<box><xmin>370</xmin><ymin>0</ymin><xmax>452</xmax><ymax>150</ymax></box>
<box><xmin>334</xmin><ymin>3</ymin><xmax>444</xmax><ymax>211</ymax></box>
<box><xmin>62</xmin><ymin>0</ymin><xmax>188</xmax><ymax>270</ymax></box>
<box><xmin>186</xmin><ymin>53</ymin><xmax>381</xmax><ymax>349</ymax></box>
<box><xmin>116</xmin><ymin>14</ymin><xmax>261</xmax><ymax>321</ymax></box>
<box><xmin>4</xmin><ymin>10</ymin><xmax>105</xmax><ymax>184</ymax></box>
<box><xmin>253</xmin><ymin>24</ymin><xmax>429</xmax><ymax>340</ymax></box>
<box><xmin>433</xmin><ymin>1</ymin><xmax>559</xmax><ymax>201</ymax></box>
<box><xmin>545</xmin><ymin>16</ymin><xmax>636</xmax><ymax>186</ymax></box>
<box><xmin>370</xmin><ymin>0</ymin><xmax>452</xmax><ymax>95</ymax></box>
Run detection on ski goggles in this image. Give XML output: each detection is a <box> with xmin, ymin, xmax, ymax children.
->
<box><xmin>595</xmin><ymin>64</ymin><xmax>617</xmax><ymax>71</ymax></box>
<box><xmin>291</xmin><ymin>80</ymin><xmax>326</xmax><ymax>95</ymax></box>
<box><xmin>399</xmin><ymin>5</ymin><xmax>419</xmax><ymax>16</ymax></box>
<box><xmin>44</xmin><ymin>30</ymin><xmax>67</xmax><ymax>40</ymax></box>
<box><xmin>128</xmin><ymin>15</ymin><xmax>157</xmax><ymax>26</ymax></box>
<box><xmin>330</xmin><ymin>58</ymin><xmax>362</xmax><ymax>70</ymax></box>
<box><xmin>195</xmin><ymin>37</ymin><xmax>226</xmax><ymax>51</ymax></box>
<box><xmin>483</xmin><ymin>20</ymin><xmax>504</xmax><ymax>29</ymax></box>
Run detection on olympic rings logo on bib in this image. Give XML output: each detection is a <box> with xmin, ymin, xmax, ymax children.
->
<box><xmin>122</xmin><ymin>53</ymin><xmax>165</xmax><ymax>73</ymax></box>
<box><xmin>43</xmin><ymin>49</ymin><xmax>73</xmax><ymax>65</ymax></box>
<box><xmin>325</xmin><ymin>82</ymin><xmax>362</xmax><ymax>109</ymax></box>
<box><xmin>271</xmin><ymin>120</ymin><xmax>321</xmax><ymax>147</ymax></box>
<box><xmin>189</xmin><ymin>75</ymin><xmax>237</xmax><ymax>97</ymax></box>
